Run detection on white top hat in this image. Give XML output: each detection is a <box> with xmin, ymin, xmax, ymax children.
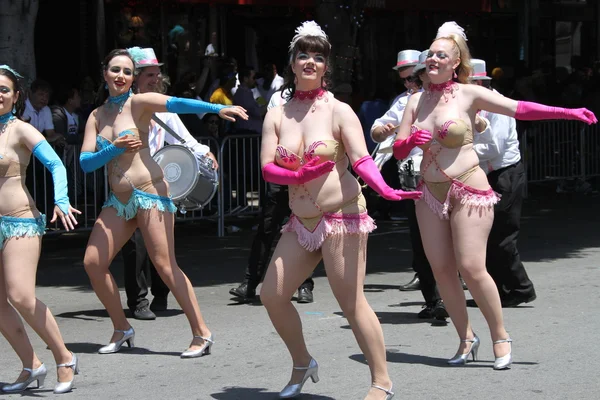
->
<box><xmin>128</xmin><ymin>47</ymin><xmax>163</xmax><ymax>68</ymax></box>
<box><xmin>470</xmin><ymin>59</ymin><xmax>492</xmax><ymax>80</ymax></box>
<box><xmin>413</xmin><ymin>50</ymin><xmax>429</xmax><ymax>74</ymax></box>
<box><xmin>393</xmin><ymin>49</ymin><xmax>420</xmax><ymax>70</ymax></box>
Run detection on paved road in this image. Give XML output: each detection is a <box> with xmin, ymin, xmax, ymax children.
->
<box><xmin>0</xmin><ymin>190</ymin><xmax>599</xmax><ymax>399</ymax></box>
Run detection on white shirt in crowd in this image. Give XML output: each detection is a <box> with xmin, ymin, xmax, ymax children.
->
<box><xmin>205</xmin><ymin>43</ymin><xmax>217</xmax><ymax>56</ymax></box>
<box><xmin>150</xmin><ymin>112</ymin><xmax>210</xmax><ymax>158</ymax></box>
<box><xmin>24</xmin><ymin>99</ymin><xmax>54</xmax><ymax>133</ymax></box>
<box><xmin>257</xmin><ymin>74</ymin><xmax>284</xmax><ymax>107</ymax></box>
<box><xmin>63</xmin><ymin>108</ymin><xmax>78</xmax><ymax>136</ymax></box>
<box><xmin>370</xmin><ymin>91</ymin><xmax>423</xmax><ymax>172</ymax></box>
<box><xmin>267</xmin><ymin>88</ymin><xmax>291</xmax><ymax>110</ymax></box>
<box><xmin>473</xmin><ymin>89</ymin><xmax>521</xmax><ymax>173</ymax></box>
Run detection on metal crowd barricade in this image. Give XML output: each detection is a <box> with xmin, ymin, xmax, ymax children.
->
<box><xmin>38</xmin><ymin>135</ymin><xmax>254</xmax><ymax>236</ymax></box>
<box><xmin>521</xmin><ymin>120</ymin><xmax>600</xmax><ymax>194</ymax></box>
<box><xmin>217</xmin><ymin>134</ymin><xmax>263</xmax><ymax>237</ymax></box>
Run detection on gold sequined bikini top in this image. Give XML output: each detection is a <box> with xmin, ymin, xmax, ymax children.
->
<box><xmin>275</xmin><ymin>139</ymin><xmax>346</xmax><ymax>171</ymax></box>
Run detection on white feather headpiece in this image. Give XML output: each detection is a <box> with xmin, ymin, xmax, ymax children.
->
<box><xmin>289</xmin><ymin>21</ymin><xmax>328</xmax><ymax>52</ymax></box>
<box><xmin>435</xmin><ymin>21</ymin><xmax>468</xmax><ymax>41</ymax></box>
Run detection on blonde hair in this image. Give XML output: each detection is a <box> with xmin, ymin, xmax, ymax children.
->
<box><xmin>433</xmin><ymin>34</ymin><xmax>473</xmax><ymax>84</ymax></box>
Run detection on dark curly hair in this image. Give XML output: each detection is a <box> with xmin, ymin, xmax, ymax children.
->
<box><xmin>0</xmin><ymin>67</ymin><xmax>25</xmax><ymax>119</ymax></box>
<box><xmin>96</xmin><ymin>49</ymin><xmax>136</xmax><ymax>106</ymax></box>
<box><xmin>281</xmin><ymin>35</ymin><xmax>333</xmax><ymax>102</ymax></box>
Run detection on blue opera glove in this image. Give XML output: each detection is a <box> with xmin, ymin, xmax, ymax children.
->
<box><xmin>165</xmin><ymin>96</ymin><xmax>227</xmax><ymax>115</ymax></box>
<box><xmin>32</xmin><ymin>140</ymin><xmax>70</xmax><ymax>215</ymax></box>
<box><xmin>79</xmin><ymin>144</ymin><xmax>125</xmax><ymax>173</ymax></box>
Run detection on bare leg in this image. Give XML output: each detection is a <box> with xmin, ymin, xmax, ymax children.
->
<box><xmin>136</xmin><ymin>208</ymin><xmax>209</xmax><ymax>351</ymax></box>
<box><xmin>2</xmin><ymin>236</ymin><xmax>73</xmax><ymax>383</ymax></box>
<box><xmin>321</xmin><ymin>233</ymin><xmax>391</xmax><ymax>400</ymax></box>
<box><xmin>0</xmin><ymin>256</ymin><xmax>43</xmax><ymax>383</ymax></box>
<box><xmin>83</xmin><ymin>208</ymin><xmax>137</xmax><ymax>343</ymax></box>
<box><xmin>450</xmin><ymin>202</ymin><xmax>510</xmax><ymax>357</ymax></box>
<box><xmin>260</xmin><ymin>232</ymin><xmax>322</xmax><ymax>386</ymax></box>
<box><xmin>415</xmin><ymin>201</ymin><xmax>475</xmax><ymax>355</ymax></box>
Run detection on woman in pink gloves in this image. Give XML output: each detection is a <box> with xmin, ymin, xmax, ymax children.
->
<box><xmin>393</xmin><ymin>22</ymin><xmax>596</xmax><ymax>371</ymax></box>
<box><xmin>259</xmin><ymin>22</ymin><xmax>418</xmax><ymax>400</ymax></box>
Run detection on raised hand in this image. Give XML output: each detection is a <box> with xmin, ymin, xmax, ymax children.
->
<box><xmin>566</xmin><ymin>108</ymin><xmax>597</xmax><ymax>125</ymax></box>
<box><xmin>410</xmin><ymin>128</ymin><xmax>432</xmax><ymax>145</ymax></box>
<box><xmin>219</xmin><ymin>106</ymin><xmax>248</xmax><ymax>122</ymax></box>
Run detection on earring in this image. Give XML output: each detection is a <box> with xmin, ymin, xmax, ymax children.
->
<box><xmin>105</xmin><ymin>82</ymin><xmax>108</xmax><ymax>89</ymax></box>
<box><xmin>453</xmin><ymin>70</ymin><xmax>458</xmax><ymax>79</ymax></box>
<box><xmin>11</xmin><ymin>106</ymin><xmax>16</xmax><ymax>115</ymax></box>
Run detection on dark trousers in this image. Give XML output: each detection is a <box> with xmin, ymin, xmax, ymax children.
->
<box><xmin>405</xmin><ymin>199</ymin><xmax>441</xmax><ymax>305</ymax></box>
<box><xmin>122</xmin><ymin>229</ymin><xmax>171</xmax><ymax>310</ymax></box>
<box><xmin>486</xmin><ymin>161</ymin><xmax>535</xmax><ymax>300</ymax></box>
<box><xmin>244</xmin><ymin>183</ymin><xmax>314</xmax><ymax>291</ymax></box>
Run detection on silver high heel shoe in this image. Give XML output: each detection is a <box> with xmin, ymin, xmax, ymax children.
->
<box><xmin>180</xmin><ymin>334</ymin><xmax>214</xmax><ymax>358</ymax></box>
<box><xmin>279</xmin><ymin>358</ymin><xmax>319</xmax><ymax>399</ymax></box>
<box><xmin>54</xmin><ymin>352</ymin><xmax>80</xmax><ymax>394</ymax></box>
<box><xmin>372</xmin><ymin>383</ymin><xmax>395</xmax><ymax>399</ymax></box>
<box><xmin>493</xmin><ymin>338</ymin><xmax>513</xmax><ymax>370</ymax></box>
<box><xmin>448</xmin><ymin>334</ymin><xmax>480</xmax><ymax>365</ymax></box>
<box><xmin>98</xmin><ymin>327</ymin><xmax>135</xmax><ymax>354</ymax></box>
<box><xmin>1</xmin><ymin>363</ymin><xmax>47</xmax><ymax>393</ymax></box>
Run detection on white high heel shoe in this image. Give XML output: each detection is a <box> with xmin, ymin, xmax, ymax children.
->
<box><xmin>98</xmin><ymin>327</ymin><xmax>135</xmax><ymax>354</ymax></box>
<box><xmin>54</xmin><ymin>352</ymin><xmax>80</xmax><ymax>394</ymax></box>
<box><xmin>180</xmin><ymin>334</ymin><xmax>214</xmax><ymax>358</ymax></box>
<box><xmin>493</xmin><ymin>338</ymin><xmax>513</xmax><ymax>370</ymax></box>
<box><xmin>1</xmin><ymin>363</ymin><xmax>47</xmax><ymax>393</ymax></box>
<box><xmin>279</xmin><ymin>358</ymin><xmax>319</xmax><ymax>399</ymax></box>
<box><xmin>372</xmin><ymin>383</ymin><xmax>395</xmax><ymax>399</ymax></box>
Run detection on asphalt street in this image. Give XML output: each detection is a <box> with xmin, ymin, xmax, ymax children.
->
<box><xmin>0</xmin><ymin>189</ymin><xmax>598</xmax><ymax>400</ymax></box>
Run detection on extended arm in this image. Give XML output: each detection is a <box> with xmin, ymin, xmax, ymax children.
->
<box><xmin>79</xmin><ymin>112</ymin><xmax>125</xmax><ymax>173</ymax></box>
<box><xmin>31</xmin><ymin>140</ymin><xmax>70</xmax><ymax>215</ymax></box>
<box><xmin>336</xmin><ymin>102</ymin><xmax>421</xmax><ymax>201</ymax></box>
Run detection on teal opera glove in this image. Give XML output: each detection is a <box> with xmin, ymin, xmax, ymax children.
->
<box><xmin>32</xmin><ymin>140</ymin><xmax>71</xmax><ymax>215</ymax></box>
<box><xmin>79</xmin><ymin>144</ymin><xmax>125</xmax><ymax>173</ymax></box>
<box><xmin>165</xmin><ymin>96</ymin><xmax>227</xmax><ymax>115</ymax></box>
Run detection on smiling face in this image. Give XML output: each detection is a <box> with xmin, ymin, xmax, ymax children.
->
<box><xmin>136</xmin><ymin>66</ymin><xmax>161</xmax><ymax>94</ymax></box>
<box><xmin>291</xmin><ymin>51</ymin><xmax>327</xmax><ymax>86</ymax></box>
<box><xmin>426</xmin><ymin>39</ymin><xmax>461</xmax><ymax>83</ymax></box>
<box><xmin>0</xmin><ymin>75</ymin><xmax>18</xmax><ymax>117</ymax></box>
<box><xmin>103</xmin><ymin>55</ymin><xmax>135</xmax><ymax>95</ymax></box>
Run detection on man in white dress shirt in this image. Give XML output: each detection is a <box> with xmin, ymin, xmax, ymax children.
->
<box><xmin>369</xmin><ymin>50</ymin><xmax>448</xmax><ymax>320</ymax></box>
<box><xmin>471</xmin><ymin>59</ymin><xmax>537</xmax><ymax>308</ymax></box>
<box><xmin>121</xmin><ymin>47</ymin><xmax>218</xmax><ymax>320</ymax></box>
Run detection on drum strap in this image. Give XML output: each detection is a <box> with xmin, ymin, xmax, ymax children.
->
<box><xmin>152</xmin><ymin>115</ymin><xmax>187</xmax><ymax>144</ymax></box>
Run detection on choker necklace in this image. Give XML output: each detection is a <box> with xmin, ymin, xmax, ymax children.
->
<box><xmin>0</xmin><ymin>112</ymin><xmax>15</xmax><ymax>134</ymax></box>
<box><xmin>427</xmin><ymin>80</ymin><xmax>459</xmax><ymax>102</ymax></box>
<box><xmin>292</xmin><ymin>87</ymin><xmax>327</xmax><ymax>113</ymax></box>
<box><xmin>107</xmin><ymin>89</ymin><xmax>133</xmax><ymax>113</ymax></box>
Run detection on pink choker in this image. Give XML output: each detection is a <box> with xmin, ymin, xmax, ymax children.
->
<box><xmin>426</xmin><ymin>80</ymin><xmax>459</xmax><ymax>102</ymax></box>
<box><xmin>294</xmin><ymin>87</ymin><xmax>327</xmax><ymax>101</ymax></box>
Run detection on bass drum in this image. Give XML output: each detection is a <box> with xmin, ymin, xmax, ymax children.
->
<box><xmin>152</xmin><ymin>145</ymin><xmax>218</xmax><ymax>212</ymax></box>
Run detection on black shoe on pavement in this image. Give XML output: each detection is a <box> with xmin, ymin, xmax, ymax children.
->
<box><xmin>150</xmin><ymin>296</ymin><xmax>168</xmax><ymax>312</ymax></box>
<box><xmin>417</xmin><ymin>303</ymin><xmax>434</xmax><ymax>319</ymax></box>
<box><xmin>467</xmin><ymin>293</ymin><xmax>537</xmax><ymax>308</ymax></box>
<box><xmin>131</xmin><ymin>305</ymin><xmax>156</xmax><ymax>320</ymax></box>
<box><xmin>297</xmin><ymin>287</ymin><xmax>314</xmax><ymax>303</ymax></box>
<box><xmin>399</xmin><ymin>274</ymin><xmax>420</xmax><ymax>291</ymax></box>
<box><xmin>229</xmin><ymin>282</ymin><xmax>256</xmax><ymax>302</ymax></box>
<box><xmin>432</xmin><ymin>300</ymin><xmax>449</xmax><ymax>320</ymax></box>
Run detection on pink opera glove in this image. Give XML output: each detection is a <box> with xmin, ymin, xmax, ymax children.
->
<box><xmin>392</xmin><ymin>128</ymin><xmax>433</xmax><ymax>160</ymax></box>
<box><xmin>262</xmin><ymin>157</ymin><xmax>335</xmax><ymax>185</ymax></box>
<box><xmin>353</xmin><ymin>155</ymin><xmax>422</xmax><ymax>201</ymax></box>
<box><xmin>515</xmin><ymin>101</ymin><xmax>598</xmax><ymax>125</ymax></box>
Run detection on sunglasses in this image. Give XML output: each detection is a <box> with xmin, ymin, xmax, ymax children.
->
<box><xmin>401</xmin><ymin>76</ymin><xmax>417</xmax><ymax>83</ymax></box>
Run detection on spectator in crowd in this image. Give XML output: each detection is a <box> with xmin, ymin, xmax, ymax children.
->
<box><xmin>357</xmin><ymin>86</ymin><xmax>389</xmax><ymax>153</ymax></box>
<box><xmin>256</xmin><ymin>62</ymin><xmax>284</xmax><ymax>105</ymax></box>
<box><xmin>205</xmin><ymin>31</ymin><xmax>219</xmax><ymax>57</ymax></box>
<box><xmin>209</xmin><ymin>71</ymin><xmax>236</xmax><ymax>106</ymax></box>
<box><xmin>233</xmin><ymin>66</ymin><xmax>266</xmax><ymax>134</ymax></box>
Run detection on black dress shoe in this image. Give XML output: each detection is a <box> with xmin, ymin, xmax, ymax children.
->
<box><xmin>432</xmin><ymin>300</ymin><xmax>449</xmax><ymax>320</ymax></box>
<box><xmin>229</xmin><ymin>283</ymin><xmax>256</xmax><ymax>302</ymax></box>
<box><xmin>150</xmin><ymin>296</ymin><xmax>168</xmax><ymax>312</ymax></box>
<box><xmin>399</xmin><ymin>274</ymin><xmax>420</xmax><ymax>291</ymax></box>
<box><xmin>131</xmin><ymin>305</ymin><xmax>156</xmax><ymax>320</ymax></box>
<box><xmin>501</xmin><ymin>293</ymin><xmax>537</xmax><ymax>308</ymax></box>
<box><xmin>297</xmin><ymin>287</ymin><xmax>314</xmax><ymax>303</ymax></box>
<box><xmin>417</xmin><ymin>303</ymin><xmax>434</xmax><ymax>319</ymax></box>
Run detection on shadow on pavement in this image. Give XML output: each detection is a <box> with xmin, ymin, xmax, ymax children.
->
<box><xmin>63</xmin><ymin>342</ymin><xmax>181</xmax><ymax>357</ymax></box>
<box><xmin>210</xmin><ymin>386</ymin><xmax>336</xmax><ymax>399</ymax></box>
<box><xmin>55</xmin><ymin>308</ymin><xmax>184</xmax><ymax>321</ymax></box>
